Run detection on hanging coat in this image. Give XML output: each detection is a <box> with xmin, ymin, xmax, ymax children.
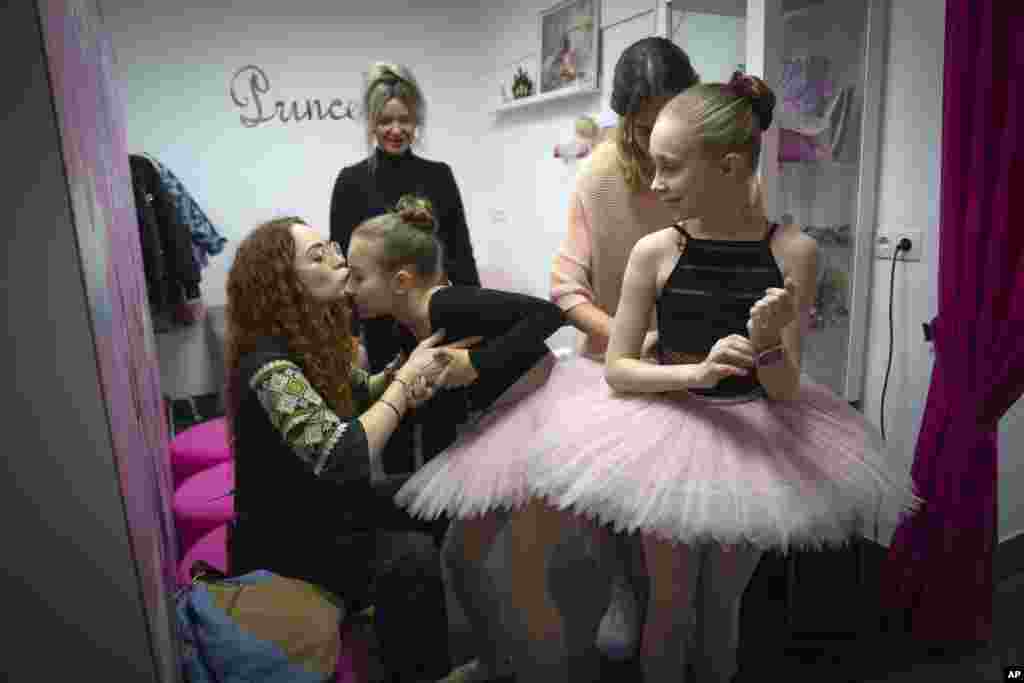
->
<box><xmin>129</xmin><ymin>154</ymin><xmax>204</xmax><ymax>315</ymax></box>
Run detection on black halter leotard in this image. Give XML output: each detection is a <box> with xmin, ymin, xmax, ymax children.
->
<box><xmin>656</xmin><ymin>221</ymin><xmax>785</xmax><ymax>398</ymax></box>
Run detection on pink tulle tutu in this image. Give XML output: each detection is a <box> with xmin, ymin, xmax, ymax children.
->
<box><xmin>395</xmin><ymin>353</ymin><xmax>607</xmax><ymax>520</ymax></box>
<box><xmin>526</xmin><ymin>375</ymin><xmax>922</xmax><ymax>551</ymax></box>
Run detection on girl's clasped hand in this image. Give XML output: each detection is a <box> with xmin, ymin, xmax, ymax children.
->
<box><xmin>692</xmin><ymin>278</ymin><xmax>798</xmax><ymax>389</ymax></box>
<box><xmin>747</xmin><ymin>277</ymin><xmax>799</xmax><ymax>341</ymax></box>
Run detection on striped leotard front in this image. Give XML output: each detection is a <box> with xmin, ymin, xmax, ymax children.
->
<box><xmin>656</xmin><ymin>221</ymin><xmax>784</xmax><ymax>398</ymax></box>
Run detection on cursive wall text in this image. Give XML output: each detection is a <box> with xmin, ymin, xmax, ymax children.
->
<box><xmin>229</xmin><ymin>65</ymin><xmax>359</xmax><ymax>127</ymax></box>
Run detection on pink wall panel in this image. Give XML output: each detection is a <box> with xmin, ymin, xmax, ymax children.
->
<box><xmin>38</xmin><ymin>1</ymin><xmax>179</xmax><ymax>678</ymax></box>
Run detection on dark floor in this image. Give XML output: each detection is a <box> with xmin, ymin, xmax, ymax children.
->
<box><xmin>442</xmin><ymin>539</ymin><xmax>1022</xmax><ymax>683</ymax></box>
<box><xmin>595</xmin><ymin>545</ymin><xmax>1023</xmax><ymax>683</ymax></box>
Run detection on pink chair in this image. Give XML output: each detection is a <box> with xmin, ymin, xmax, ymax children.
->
<box><xmin>334</xmin><ymin>623</ymin><xmax>368</xmax><ymax>683</ymax></box>
<box><xmin>170</xmin><ymin>416</ymin><xmax>231</xmax><ymax>488</ymax></box>
<box><xmin>173</xmin><ymin>461</ymin><xmax>234</xmax><ymax>559</ymax></box>
<box><xmin>177</xmin><ymin>523</ymin><xmax>229</xmax><ymax>587</ymax></box>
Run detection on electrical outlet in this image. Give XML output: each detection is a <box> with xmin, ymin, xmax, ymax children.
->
<box><xmin>875</xmin><ymin>230</ymin><xmax>923</xmax><ymax>261</ymax></box>
<box><xmin>489</xmin><ymin>208</ymin><xmax>507</xmax><ymax>224</ymax></box>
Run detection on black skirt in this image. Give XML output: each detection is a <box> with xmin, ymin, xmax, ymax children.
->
<box><xmin>228</xmin><ymin>476</ymin><xmax>448</xmax><ymax>606</ymax></box>
<box><xmin>228</xmin><ymin>476</ymin><xmax>453</xmax><ymax>679</ymax></box>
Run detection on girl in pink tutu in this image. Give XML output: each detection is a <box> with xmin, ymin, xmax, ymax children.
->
<box><xmin>525</xmin><ymin>73</ymin><xmax>922</xmax><ymax>683</ymax></box>
<box><xmin>344</xmin><ymin>194</ymin><xmax>578</xmax><ymax>682</ymax></box>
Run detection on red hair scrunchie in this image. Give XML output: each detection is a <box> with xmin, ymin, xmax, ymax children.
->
<box><xmin>726</xmin><ymin>71</ymin><xmax>774</xmax><ymax>131</ymax></box>
<box><xmin>727</xmin><ymin>71</ymin><xmax>756</xmax><ymax>99</ymax></box>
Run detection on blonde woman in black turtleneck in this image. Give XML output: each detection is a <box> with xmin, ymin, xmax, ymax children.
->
<box><xmin>330</xmin><ymin>62</ymin><xmax>481</xmax><ymax>480</ymax></box>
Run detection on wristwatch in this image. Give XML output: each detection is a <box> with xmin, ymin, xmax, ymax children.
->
<box><xmin>756</xmin><ymin>344</ymin><xmax>785</xmax><ymax>368</ymax></box>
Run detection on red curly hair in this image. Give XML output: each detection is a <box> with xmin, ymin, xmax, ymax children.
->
<box><xmin>223</xmin><ymin>217</ymin><xmax>355</xmax><ymax>452</ymax></box>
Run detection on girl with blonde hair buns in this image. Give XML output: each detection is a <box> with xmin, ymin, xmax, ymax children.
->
<box><xmin>331</xmin><ymin>62</ymin><xmax>481</xmax><ymax>483</ymax></box>
<box><xmin>535</xmin><ymin>40</ymin><xmax>779</xmax><ymax>682</ymax></box>
<box><xmin>223</xmin><ymin>213</ymin><xmax>485</xmax><ymax>682</ymax></box>
<box><xmin>344</xmin><ymin>195</ymin><xmax>572</xmax><ymax>683</ymax></box>
<box><xmin>526</xmin><ymin>72</ymin><xmax>921</xmax><ymax>683</ymax></box>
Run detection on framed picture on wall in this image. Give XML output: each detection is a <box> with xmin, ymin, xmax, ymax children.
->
<box><xmin>539</xmin><ymin>0</ymin><xmax>600</xmax><ymax>95</ymax></box>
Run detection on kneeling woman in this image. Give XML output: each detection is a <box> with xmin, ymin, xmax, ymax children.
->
<box><xmin>225</xmin><ymin>216</ymin><xmax>478</xmax><ymax>682</ymax></box>
<box><xmin>344</xmin><ymin>196</ymin><xmax>580</xmax><ymax>682</ymax></box>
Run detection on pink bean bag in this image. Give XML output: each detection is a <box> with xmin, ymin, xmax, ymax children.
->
<box><xmin>334</xmin><ymin>623</ymin><xmax>368</xmax><ymax>683</ymax></box>
<box><xmin>173</xmin><ymin>461</ymin><xmax>234</xmax><ymax>559</ymax></box>
<box><xmin>170</xmin><ymin>417</ymin><xmax>232</xmax><ymax>488</ymax></box>
<box><xmin>177</xmin><ymin>523</ymin><xmax>229</xmax><ymax>587</ymax></box>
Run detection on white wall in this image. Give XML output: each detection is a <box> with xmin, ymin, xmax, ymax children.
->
<box><xmin>863</xmin><ymin>0</ymin><xmax>1022</xmax><ymax>545</ymax></box>
<box><xmin>674</xmin><ymin>11</ymin><xmax>746</xmax><ymax>81</ymax></box>
<box><xmin>471</xmin><ymin>1</ymin><xmax>668</xmax><ymax>352</ymax></box>
<box><xmin>103</xmin><ymin>0</ymin><xmax>1023</xmax><ymax>545</ymax></box>
<box><xmin>99</xmin><ymin>0</ymin><xmax>492</xmax><ymax>310</ymax></box>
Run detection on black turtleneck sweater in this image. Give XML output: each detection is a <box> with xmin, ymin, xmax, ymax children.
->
<box><xmin>329</xmin><ymin>147</ymin><xmax>482</xmax><ymax>474</ymax></box>
<box><xmin>329</xmin><ymin>147</ymin><xmax>480</xmax><ymax>293</ymax></box>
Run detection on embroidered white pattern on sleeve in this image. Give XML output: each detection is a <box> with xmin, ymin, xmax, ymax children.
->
<box><xmin>250</xmin><ymin>360</ymin><xmax>348</xmax><ymax>476</ymax></box>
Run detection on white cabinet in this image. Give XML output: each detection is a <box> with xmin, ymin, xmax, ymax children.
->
<box><xmin>667</xmin><ymin>0</ymin><xmax>889</xmax><ymax>401</ymax></box>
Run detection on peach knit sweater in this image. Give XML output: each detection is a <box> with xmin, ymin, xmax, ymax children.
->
<box><xmin>550</xmin><ymin>145</ymin><xmax>678</xmax><ymax>359</ymax></box>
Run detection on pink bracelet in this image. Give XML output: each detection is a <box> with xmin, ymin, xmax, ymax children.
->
<box><xmin>756</xmin><ymin>344</ymin><xmax>785</xmax><ymax>367</ymax></box>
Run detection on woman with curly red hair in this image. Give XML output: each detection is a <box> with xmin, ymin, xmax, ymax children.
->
<box><xmin>223</xmin><ymin>216</ymin><xmax>478</xmax><ymax>683</ymax></box>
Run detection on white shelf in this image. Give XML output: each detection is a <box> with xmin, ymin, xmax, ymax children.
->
<box><xmin>492</xmin><ymin>82</ymin><xmax>600</xmax><ymax>115</ymax></box>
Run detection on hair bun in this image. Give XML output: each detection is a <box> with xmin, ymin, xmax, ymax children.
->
<box><xmin>394</xmin><ymin>195</ymin><xmax>437</xmax><ymax>233</ymax></box>
<box><xmin>367</xmin><ymin>62</ymin><xmax>404</xmax><ymax>88</ymax></box>
<box><xmin>727</xmin><ymin>71</ymin><xmax>776</xmax><ymax>131</ymax></box>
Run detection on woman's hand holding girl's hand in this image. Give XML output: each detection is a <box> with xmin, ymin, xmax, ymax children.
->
<box><xmin>404</xmin><ymin>375</ymin><xmax>438</xmax><ymax>410</ymax></box>
<box><xmin>692</xmin><ymin>334</ymin><xmax>755</xmax><ymax>389</ymax></box>
<box><xmin>392</xmin><ymin>330</ymin><xmax>445</xmax><ymax>408</ymax></box>
<box><xmin>394</xmin><ymin>330</ymin><xmax>484</xmax><ymax>405</ymax></box>
<box><xmin>395</xmin><ymin>332</ymin><xmax>445</xmax><ymax>383</ymax></box>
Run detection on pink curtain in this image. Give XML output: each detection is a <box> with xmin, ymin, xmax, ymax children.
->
<box><xmin>880</xmin><ymin>0</ymin><xmax>1024</xmax><ymax>643</ymax></box>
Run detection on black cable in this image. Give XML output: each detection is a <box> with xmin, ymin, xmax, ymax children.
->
<box><xmin>875</xmin><ymin>238</ymin><xmax>911</xmax><ymax>543</ymax></box>
<box><xmin>879</xmin><ymin>238</ymin><xmax>912</xmax><ymax>441</ymax></box>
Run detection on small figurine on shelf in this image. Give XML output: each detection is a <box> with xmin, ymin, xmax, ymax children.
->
<box><xmin>512</xmin><ymin>67</ymin><xmax>534</xmax><ymax>99</ymax></box>
<box><xmin>558</xmin><ymin>35</ymin><xmax>578</xmax><ymax>84</ymax></box>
